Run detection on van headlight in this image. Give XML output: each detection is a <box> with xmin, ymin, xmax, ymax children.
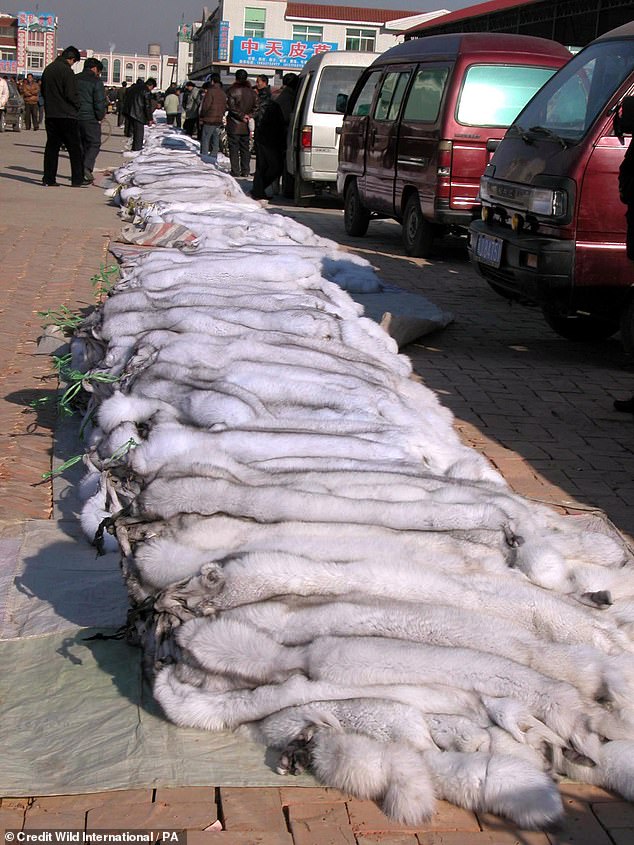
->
<box><xmin>479</xmin><ymin>177</ymin><xmax>492</xmax><ymax>203</ymax></box>
<box><xmin>528</xmin><ymin>188</ymin><xmax>567</xmax><ymax>218</ymax></box>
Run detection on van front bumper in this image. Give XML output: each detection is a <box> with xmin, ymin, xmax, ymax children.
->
<box><xmin>468</xmin><ymin>220</ymin><xmax>574</xmax><ymax>307</ymax></box>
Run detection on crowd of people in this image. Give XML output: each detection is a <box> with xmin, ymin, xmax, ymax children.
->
<box><xmin>1</xmin><ymin>51</ymin><xmax>299</xmax><ymax>202</ymax></box>
<box><xmin>155</xmin><ymin>68</ymin><xmax>300</xmax><ymax>200</ymax></box>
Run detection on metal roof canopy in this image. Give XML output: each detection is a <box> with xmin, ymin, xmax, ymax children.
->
<box><xmin>404</xmin><ymin>0</ymin><xmax>634</xmax><ymax>48</ymax></box>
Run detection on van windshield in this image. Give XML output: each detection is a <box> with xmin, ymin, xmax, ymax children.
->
<box><xmin>457</xmin><ymin>64</ymin><xmax>558</xmax><ymax>127</ymax></box>
<box><xmin>313</xmin><ymin>66</ymin><xmax>367</xmax><ymax>114</ymax></box>
<box><xmin>509</xmin><ymin>38</ymin><xmax>634</xmax><ymax>144</ymax></box>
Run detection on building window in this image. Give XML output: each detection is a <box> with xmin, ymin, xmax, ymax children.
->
<box><xmin>113</xmin><ymin>58</ymin><xmax>121</xmax><ymax>83</ymax></box>
<box><xmin>100</xmin><ymin>57</ymin><xmax>108</xmax><ymax>80</ymax></box>
<box><xmin>138</xmin><ymin>62</ymin><xmax>146</xmax><ymax>78</ymax></box>
<box><xmin>292</xmin><ymin>25</ymin><xmax>323</xmax><ymax>43</ymax></box>
<box><xmin>244</xmin><ymin>7</ymin><xmax>265</xmax><ymax>38</ymax></box>
<box><xmin>27</xmin><ymin>52</ymin><xmax>44</xmax><ymax>69</ymax></box>
<box><xmin>125</xmin><ymin>61</ymin><xmax>134</xmax><ymax>82</ymax></box>
<box><xmin>0</xmin><ymin>26</ymin><xmax>15</xmax><ymax>37</ymax></box>
<box><xmin>1</xmin><ymin>49</ymin><xmax>15</xmax><ymax>61</ymax></box>
<box><xmin>345</xmin><ymin>28</ymin><xmax>376</xmax><ymax>52</ymax></box>
<box><xmin>27</xmin><ymin>29</ymin><xmax>45</xmax><ymax>45</ymax></box>
<box><xmin>150</xmin><ymin>64</ymin><xmax>158</xmax><ymax>74</ymax></box>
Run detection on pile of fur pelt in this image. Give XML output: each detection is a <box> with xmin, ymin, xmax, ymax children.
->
<box><xmin>75</xmin><ymin>125</ymin><xmax>634</xmax><ymax>831</ymax></box>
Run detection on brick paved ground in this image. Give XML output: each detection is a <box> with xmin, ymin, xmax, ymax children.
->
<box><xmin>1</xmin><ymin>124</ymin><xmax>633</xmax><ymax>843</ymax></box>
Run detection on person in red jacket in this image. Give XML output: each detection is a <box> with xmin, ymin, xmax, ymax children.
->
<box><xmin>199</xmin><ymin>74</ymin><xmax>227</xmax><ymax>157</ymax></box>
<box><xmin>22</xmin><ymin>72</ymin><xmax>40</xmax><ymax>130</ymax></box>
<box><xmin>225</xmin><ymin>69</ymin><xmax>256</xmax><ymax>178</ymax></box>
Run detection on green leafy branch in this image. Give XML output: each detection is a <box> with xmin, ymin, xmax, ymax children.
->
<box><xmin>90</xmin><ymin>264</ymin><xmax>120</xmax><ymax>301</ymax></box>
<box><xmin>58</xmin><ymin>370</ymin><xmax>120</xmax><ymax>418</ymax></box>
<box><xmin>37</xmin><ymin>305</ymin><xmax>84</xmax><ymax>333</ymax></box>
<box><xmin>41</xmin><ymin>438</ymin><xmax>137</xmax><ymax>481</ymax></box>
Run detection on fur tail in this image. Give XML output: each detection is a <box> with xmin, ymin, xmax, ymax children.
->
<box><xmin>426</xmin><ymin>751</ymin><xmax>563</xmax><ymax>830</ymax></box>
<box><xmin>309</xmin><ymin>729</ymin><xmax>435</xmax><ymax>825</ymax></box>
<box><xmin>177</xmin><ymin>617</ymin><xmax>306</xmax><ymax>683</ymax></box>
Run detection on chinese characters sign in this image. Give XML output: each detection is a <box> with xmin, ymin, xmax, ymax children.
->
<box><xmin>0</xmin><ymin>59</ymin><xmax>18</xmax><ymax>74</ymax></box>
<box><xmin>217</xmin><ymin>21</ymin><xmax>229</xmax><ymax>62</ymax></box>
<box><xmin>232</xmin><ymin>36</ymin><xmax>337</xmax><ymax>68</ymax></box>
<box><xmin>17</xmin><ymin>10</ymin><xmax>56</xmax><ymax>30</ymax></box>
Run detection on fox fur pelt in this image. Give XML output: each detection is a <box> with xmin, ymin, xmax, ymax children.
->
<box><xmin>73</xmin><ymin>125</ymin><xmax>634</xmax><ymax>831</ymax></box>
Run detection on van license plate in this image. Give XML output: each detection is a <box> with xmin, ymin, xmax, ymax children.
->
<box><xmin>475</xmin><ymin>233</ymin><xmax>503</xmax><ymax>268</ymax></box>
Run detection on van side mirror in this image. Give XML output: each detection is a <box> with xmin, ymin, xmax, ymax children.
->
<box><xmin>615</xmin><ymin>96</ymin><xmax>634</xmax><ymax>141</ymax></box>
<box><xmin>336</xmin><ymin>93</ymin><xmax>348</xmax><ymax>114</ymax></box>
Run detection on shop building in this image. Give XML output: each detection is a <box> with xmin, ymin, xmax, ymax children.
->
<box><xmin>190</xmin><ymin>1</ymin><xmax>447</xmax><ymax>82</ymax></box>
<box><xmin>0</xmin><ymin>9</ymin><xmax>57</xmax><ymax>77</ymax></box>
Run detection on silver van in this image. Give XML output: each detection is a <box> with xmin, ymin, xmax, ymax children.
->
<box><xmin>286</xmin><ymin>50</ymin><xmax>378</xmax><ymax>206</ymax></box>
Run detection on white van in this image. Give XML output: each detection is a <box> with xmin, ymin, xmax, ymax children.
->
<box><xmin>286</xmin><ymin>50</ymin><xmax>378</xmax><ymax>206</ymax></box>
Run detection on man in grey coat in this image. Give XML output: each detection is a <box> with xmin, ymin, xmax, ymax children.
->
<box><xmin>77</xmin><ymin>57</ymin><xmax>107</xmax><ymax>183</ymax></box>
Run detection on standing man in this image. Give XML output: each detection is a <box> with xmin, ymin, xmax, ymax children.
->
<box><xmin>22</xmin><ymin>72</ymin><xmax>40</xmax><ymax>130</ymax></box>
<box><xmin>199</xmin><ymin>74</ymin><xmax>227</xmax><ymax>156</ymax></box>
<box><xmin>127</xmin><ymin>77</ymin><xmax>156</xmax><ymax>151</ymax></box>
<box><xmin>40</xmin><ymin>45</ymin><xmax>84</xmax><ymax>187</ymax></box>
<box><xmin>0</xmin><ymin>75</ymin><xmax>9</xmax><ymax>131</ymax></box>
<box><xmin>226</xmin><ymin>69</ymin><xmax>256</xmax><ymax>178</ymax></box>
<box><xmin>115</xmin><ymin>80</ymin><xmax>127</xmax><ymax>127</ymax></box>
<box><xmin>77</xmin><ymin>57</ymin><xmax>107</xmax><ymax>184</ymax></box>
<box><xmin>181</xmin><ymin>80</ymin><xmax>201</xmax><ymax>137</ymax></box>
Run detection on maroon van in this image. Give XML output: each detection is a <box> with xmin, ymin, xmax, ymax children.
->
<box><xmin>469</xmin><ymin>22</ymin><xmax>634</xmax><ymax>345</ymax></box>
<box><xmin>337</xmin><ymin>33</ymin><xmax>570</xmax><ymax>257</ymax></box>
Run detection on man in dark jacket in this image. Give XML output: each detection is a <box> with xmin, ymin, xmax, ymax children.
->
<box><xmin>127</xmin><ymin>77</ymin><xmax>156</xmax><ymax>151</ymax></box>
<box><xmin>40</xmin><ymin>45</ymin><xmax>84</xmax><ymax>187</ymax></box>
<box><xmin>199</xmin><ymin>74</ymin><xmax>227</xmax><ymax>156</ymax></box>
<box><xmin>77</xmin><ymin>57</ymin><xmax>107</xmax><ymax>183</ymax></box>
<box><xmin>251</xmin><ymin>74</ymin><xmax>285</xmax><ymax>200</ymax></box>
<box><xmin>226</xmin><ymin>69</ymin><xmax>256</xmax><ymax>178</ymax></box>
<box><xmin>115</xmin><ymin>80</ymin><xmax>127</xmax><ymax>127</ymax></box>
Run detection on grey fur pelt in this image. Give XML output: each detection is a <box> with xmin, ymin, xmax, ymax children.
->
<box><xmin>74</xmin><ymin>128</ymin><xmax>634</xmax><ymax>831</ymax></box>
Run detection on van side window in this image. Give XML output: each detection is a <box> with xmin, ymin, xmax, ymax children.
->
<box><xmin>375</xmin><ymin>71</ymin><xmax>411</xmax><ymax>122</ymax></box>
<box><xmin>350</xmin><ymin>70</ymin><xmax>382</xmax><ymax>117</ymax></box>
<box><xmin>403</xmin><ymin>67</ymin><xmax>449</xmax><ymax>122</ymax></box>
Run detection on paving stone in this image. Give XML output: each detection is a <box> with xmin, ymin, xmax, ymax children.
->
<box><xmin>590</xmin><ymin>801</ymin><xmax>634</xmax><ymax>828</ymax></box>
<box><xmin>0</xmin><ymin>806</ymin><xmax>26</xmax><ymax>830</ymax></box>
<box><xmin>610</xmin><ymin>830</ymin><xmax>634</xmax><ymax>845</ymax></box>
<box><xmin>0</xmin><ymin>798</ymin><xmax>31</xmax><ymax>810</ymax></box>
<box><xmin>153</xmin><ymin>788</ymin><xmax>216</xmax><ymax>804</ymax></box>
<box><xmin>33</xmin><ymin>791</ymin><xmax>152</xmax><ymax>811</ymax></box>
<box><xmin>23</xmin><ymin>809</ymin><xmax>87</xmax><ymax>829</ymax></box>
<box><xmin>219</xmin><ymin>788</ymin><xmax>285</xmax><ymax>832</ymax></box>
<box><xmin>187</xmin><ymin>834</ymin><xmax>292</xmax><ymax>845</ymax></box>
<box><xmin>279</xmin><ymin>788</ymin><xmax>348</xmax><ymax>806</ymax></box>
<box><xmin>86</xmin><ymin>802</ymin><xmax>216</xmax><ymax>831</ymax></box>
<box><xmin>347</xmin><ymin>799</ymin><xmax>479</xmax><ymax>834</ymax></box>
<box><xmin>418</xmin><ymin>836</ymin><xmax>549</xmax><ymax>845</ymax></box>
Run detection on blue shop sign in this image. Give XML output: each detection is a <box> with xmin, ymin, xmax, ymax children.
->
<box><xmin>232</xmin><ymin>36</ymin><xmax>338</xmax><ymax>68</ymax></box>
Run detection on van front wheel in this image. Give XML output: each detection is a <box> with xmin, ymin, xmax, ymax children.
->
<box><xmin>402</xmin><ymin>195</ymin><xmax>433</xmax><ymax>257</ymax></box>
<box><xmin>542</xmin><ymin>306</ymin><xmax>619</xmax><ymax>342</ymax></box>
<box><xmin>620</xmin><ymin>297</ymin><xmax>634</xmax><ymax>353</ymax></box>
<box><xmin>344</xmin><ymin>180</ymin><xmax>370</xmax><ymax>236</ymax></box>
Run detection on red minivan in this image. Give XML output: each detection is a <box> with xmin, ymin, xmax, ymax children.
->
<box><xmin>337</xmin><ymin>33</ymin><xmax>570</xmax><ymax>257</ymax></box>
<box><xmin>469</xmin><ymin>22</ymin><xmax>634</xmax><ymax>345</ymax></box>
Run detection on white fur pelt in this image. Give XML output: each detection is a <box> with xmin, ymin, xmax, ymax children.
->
<box><xmin>70</xmin><ymin>123</ymin><xmax>634</xmax><ymax>830</ymax></box>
